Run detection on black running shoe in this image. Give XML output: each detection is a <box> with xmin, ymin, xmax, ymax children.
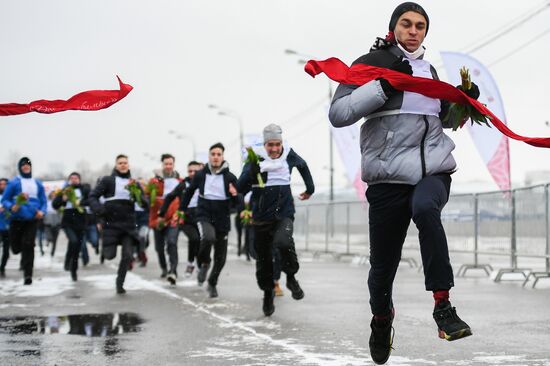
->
<box><xmin>71</xmin><ymin>270</ymin><xmax>78</xmax><ymax>282</ymax></box>
<box><xmin>116</xmin><ymin>286</ymin><xmax>126</xmax><ymax>294</ymax></box>
<box><xmin>369</xmin><ymin>312</ymin><xmax>394</xmax><ymax>365</ymax></box>
<box><xmin>262</xmin><ymin>289</ymin><xmax>275</xmax><ymax>316</ymax></box>
<box><xmin>197</xmin><ymin>264</ymin><xmax>209</xmax><ymax>286</ymax></box>
<box><xmin>167</xmin><ymin>272</ymin><xmax>177</xmax><ymax>285</ymax></box>
<box><xmin>160</xmin><ymin>269</ymin><xmax>168</xmax><ymax>278</ymax></box>
<box><xmin>23</xmin><ymin>277</ymin><xmax>32</xmax><ymax>285</ymax></box>
<box><xmin>433</xmin><ymin>301</ymin><xmax>472</xmax><ymax>341</ymax></box>
<box><xmin>286</xmin><ymin>276</ymin><xmax>304</xmax><ymax>300</ymax></box>
<box><xmin>207</xmin><ymin>284</ymin><xmax>218</xmax><ymax>298</ymax></box>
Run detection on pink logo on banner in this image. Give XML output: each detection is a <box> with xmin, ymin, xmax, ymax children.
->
<box><xmin>487</xmin><ymin>137</ymin><xmax>511</xmax><ymax>190</ymax></box>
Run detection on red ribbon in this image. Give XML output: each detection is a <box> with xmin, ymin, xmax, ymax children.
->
<box><xmin>0</xmin><ymin>76</ymin><xmax>133</xmax><ymax>116</ymax></box>
<box><xmin>305</xmin><ymin>58</ymin><xmax>550</xmax><ymax>148</ymax></box>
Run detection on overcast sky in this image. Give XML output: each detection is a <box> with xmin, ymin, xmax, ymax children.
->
<box><xmin>1</xmin><ymin>0</ymin><xmax>549</xmax><ymax>194</ymax></box>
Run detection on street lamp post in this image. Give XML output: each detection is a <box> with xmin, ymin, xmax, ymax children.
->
<box><xmin>167</xmin><ymin>130</ymin><xmax>197</xmax><ymax>160</ymax></box>
<box><xmin>285</xmin><ymin>49</ymin><xmax>335</xmax><ymax>201</ymax></box>
<box><xmin>208</xmin><ymin>104</ymin><xmax>244</xmax><ymax>151</ymax></box>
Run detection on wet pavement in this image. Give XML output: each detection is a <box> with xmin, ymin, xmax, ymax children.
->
<box><xmin>1</xmin><ymin>237</ymin><xmax>549</xmax><ymax>365</ymax></box>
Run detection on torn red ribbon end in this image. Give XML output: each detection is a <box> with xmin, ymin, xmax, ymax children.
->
<box><xmin>0</xmin><ymin>76</ymin><xmax>133</xmax><ymax>116</ymax></box>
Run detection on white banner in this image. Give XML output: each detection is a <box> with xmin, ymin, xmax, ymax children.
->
<box><xmin>330</xmin><ymin>122</ymin><xmax>365</xmax><ymax>200</ymax></box>
<box><xmin>440</xmin><ymin>51</ymin><xmax>511</xmax><ymax>191</ymax></box>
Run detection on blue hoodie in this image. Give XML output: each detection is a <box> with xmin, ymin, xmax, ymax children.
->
<box><xmin>1</xmin><ymin>177</ymin><xmax>47</xmax><ymax>221</ymax></box>
<box><xmin>0</xmin><ymin>192</ymin><xmax>9</xmax><ymax>230</ymax></box>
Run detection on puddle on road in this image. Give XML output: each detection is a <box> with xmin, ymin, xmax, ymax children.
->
<box><xmin>0</xmin><ymin>312</ymin><xmax>144</xmax><ymax>337</ymax></box>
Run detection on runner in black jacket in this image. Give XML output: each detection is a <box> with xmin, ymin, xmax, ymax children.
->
<box><xmin>88</xmin><ymin>155</ymin><xmax>147</xmax><ymax>294</ymax></box>
<box><xmin>237</xmin><ymin>124</ymin><xmax>314</xmax><ymax>316</ymax></box>
<box><xmin>160</xmin><ymin>161</ymin><xmax>204</xmax><ymax>277</ymax></box>
<box><xmin>169</xmin><ymin>143</ymin><xmax>237</xmax><ymax>298</ymax></box>
<box><xmin>52</xmin><ymin>172</ymin><xmax>89</xmax><ymax>281</ymax></box>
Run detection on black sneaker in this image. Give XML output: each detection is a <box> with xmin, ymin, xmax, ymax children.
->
<box><xmin>286</xmin><ymin>276</ymin><xmax>304</xmax><ymax>300</ymax></box>
<box><xmin>0</xmin><ymin>268</ymin><xmax>5</xmax><ymax>278</ymax></box>
<box><xmin>23</xmin><ymin>277</ymin><xmax>32</xmax><ymax>285</ymax></box>
<box><xmin>167</xmin><ymin>272</ymin><xmax>177</xmax><ymax>285</ymax></box>
<box><xmin>71</xmin><ymin>270</ymin><xmax>78</xmax><ymax>282</ymax></box>
<box><xmin>207</xmin><ymin>284</ymin><xmax>218</xmax><ymax>298</ymax></box>
<box><xmin>160</xmin><ymin>269</ymin><xmax>168</xmax><ymax>278</ymax></box>
<box><xmin>433</xmin><ymin>301</ymin><xmax>472</xmax><ymax>341</ymax></box>
<box><xmin>262</xmin><ymin>289</ymin><xmax>275</xmax><ymax>316</ymax></box>
<box><xmin>369</xmin><ymin>312</ymin><xmax>394</xmax><ymax>365</ymax></box>
<box><xmin>197</xmin><ymin>264</ymin><xmax>209</xmax><ymax>286</ymax></box>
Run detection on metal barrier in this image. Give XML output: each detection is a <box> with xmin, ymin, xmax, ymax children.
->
<box><xmin>294</xmin><ymin>183</ymin><xmax>550</xmax><ymax>288</ymax></box>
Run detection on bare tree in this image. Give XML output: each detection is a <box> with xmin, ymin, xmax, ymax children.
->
<box><xmin>38</xmin><ymin>162</ymin><xmax>66</xmax><ymax>181</ymax></box>
<box><xmin>75</xmin><ymin>159</ymin><xmax>93</xmax><ymax>183</ymax></box>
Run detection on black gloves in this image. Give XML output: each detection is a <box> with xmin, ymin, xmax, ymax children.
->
<box><xmin>457</xmin><ymin>82</ymin><xmax>480</xmax><ymax>100</ymax></box>
<box><xmin>379</xmin><ymin>56</ymin><xmax>413</xmax><ymax>97</ymax></box>
<box><xmin>389</xmin><ymin>56</ymin><xmax>413</xmax><ymax>75</ymax></box>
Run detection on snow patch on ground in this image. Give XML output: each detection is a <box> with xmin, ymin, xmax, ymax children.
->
<box><xmin>0</xmin><ymin>276</ymin><xmax>74</xmax><ymax>297</ymax></box>
<box><xmin>219</xmin><ymin>319</ymin><xmax>281</xmax><ymax>331</ymax></box>
<box><xmin>0</xmin><ymin>303</ymin><xmax>41</xmax><ymax>309</ymax></box>
<box><xmin>442</xmin><ymin>353</ymin><xmax>550</xmax><ymax>365</ymax></box>
<box><xmin>4</xmin><ymin>252</ymin><xmax>64</xmax><ymax>271</ymax></box>
<box><xmin>176</xmin><ymin>278</ymin><xmax>198</xmax><ymax>287</ymax></box>
<box><xmin>83</xmin><ymin>274</ymin><xmax>170</xmax><ymax>293</ymax></box>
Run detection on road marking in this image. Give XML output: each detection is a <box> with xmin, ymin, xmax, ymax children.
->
<box><xmin>119</xmin><ymin>269</ymin><xmax>374</xmax><ymax>366</ymax></box>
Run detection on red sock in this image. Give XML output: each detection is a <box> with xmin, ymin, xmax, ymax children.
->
<box><xmin>374</xmin><ymin>314</ymin><xmax>391</xmax><ymax>322</ymax></box>
<box><xmin>433</xmin><ymin>290</ymin><xmax>449</xmax><ymax>305</ymax></box>
<box><xmin>374</xmin><ymin>308</ymin><xmax>395</xmax><ymax>323</ymax></box>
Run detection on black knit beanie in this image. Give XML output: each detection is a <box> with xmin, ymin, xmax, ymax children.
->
<box><xmin>389</xmin><ymin>2</ymin><xmax>429</xmax><ymax>35</ymax></box>
<box><xmin>18</xmin><ymin>157</ymin><xmax>32</xmax><ymax>178</ymax></box>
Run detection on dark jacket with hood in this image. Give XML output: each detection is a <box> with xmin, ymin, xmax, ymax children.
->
<box><xmin>179</xmin><ymin>162</ymin><xmax>237</xmax><ymax>233</ymax></box>
<box><xmin>52</xmin><ymin>183</ymin><xmax>91</xmax><ymax>231</ymax></box>
<box><xmin>159</xmin><ymin>176</ymin><xmax>199</xmax><ymax>225</ymax></box>
<box><xmin>88</xmin><ymin>169</ymin><xmax>146</xmax><ymax>246</ymax></box>
<box><xmin>237</xmin><ymin>146</ymin><xmax>314</xmax><ymax>222</ymax></box>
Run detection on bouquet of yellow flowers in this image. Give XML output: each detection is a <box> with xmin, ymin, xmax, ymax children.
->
<box><xmin>125</xmin><ymin>179</ymin><xmax>143</xmax><ymax>206</ymax></box>
<box><xmin>62</xmin><ymin>186</ymin><xmax>84</xmax><ymax>213</ymax></box>
<box><xmin>444</xmin><ymin>67</ymin><xmax>492</xmax><ymax>131</ymax></box>
<box><xmin>245</xmin><ymin>147</ymin><xmax>265</xmax><ymax>188</ymax></box>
